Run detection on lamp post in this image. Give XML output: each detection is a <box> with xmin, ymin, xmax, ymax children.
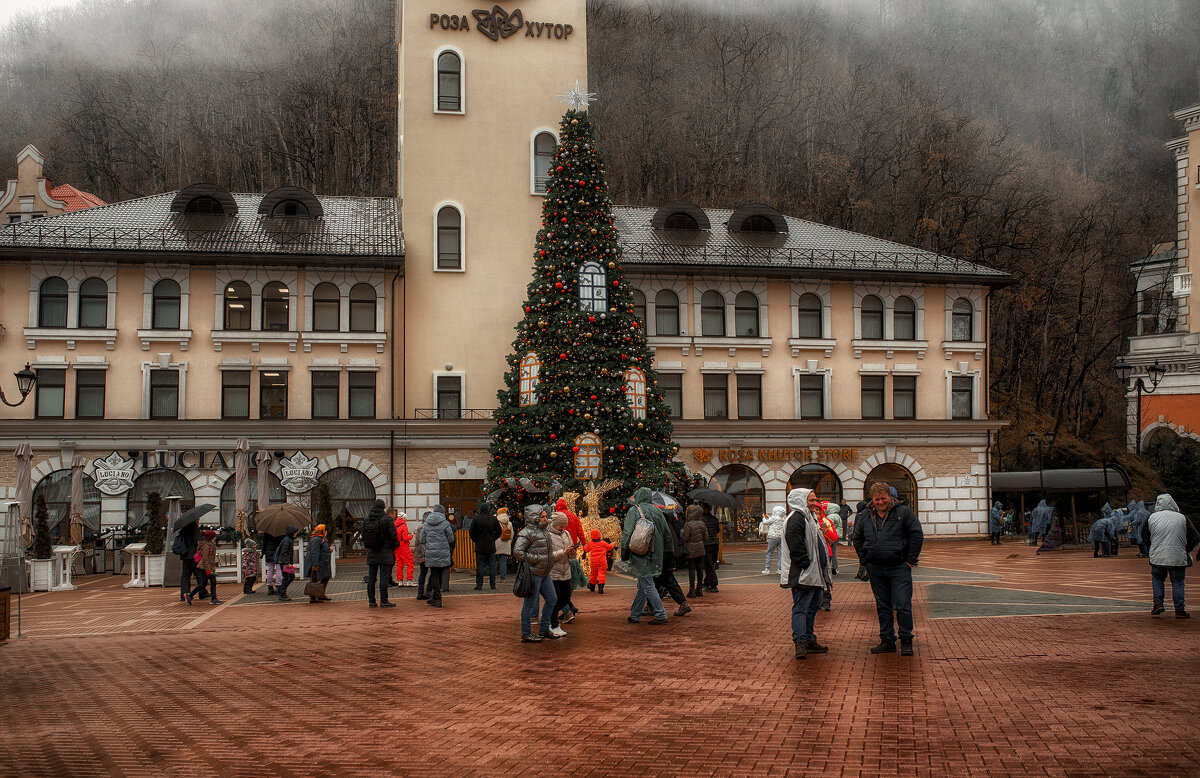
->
<box><xmin>1026</xmin><ymin>430</ymin><xmax>1056</xmax><ymax>503</ymax></box>
<box><xmin>1113</xmin><ymin>361</ymin><xmax>1167</xmax><ymax>454</ymax></box>
<box><xmin>0</xmin><ymin>364</ymin><xmax>37</xmax><ymax>407</ymax></box>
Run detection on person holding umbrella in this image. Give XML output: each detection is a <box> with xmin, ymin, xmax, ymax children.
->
<box><xmin>172</xmin><ymin>504</ymin><xmax>216</xmax><ymax>602</ymax></box>
<box><xmin>275</xmin><ymin>525</ymin><xmax>298</xmax><ymax>601</ymax></box>
<box><xmin>187</xmin><ymin>529</ymin><xmax>222</xmax><ymax>605</ymax></box>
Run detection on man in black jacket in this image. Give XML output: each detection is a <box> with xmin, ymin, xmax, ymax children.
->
<box><xmin>700</xmin><ymin>504</ymin><xmax>722</xmax><ymax>592</ymax></box>
<box><xmin>853</xmin><ymin>481</ymin><xmax>924</xmax><ymax>656</ymax></box>
<box><xmin>363</xmin><ymin>499</ymin><xmax>400</xmax><ymax>607</ymax></box>
<box><xmin>469</xmin><ymin>508</ymin><xmax>502</xmax><ymax>590</ymax></box>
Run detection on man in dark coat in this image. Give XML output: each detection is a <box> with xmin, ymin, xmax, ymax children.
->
<box><xmin>177</xmin><ymin>522</ymin><xmax>206</xmax><ymax>601</ymax></box>
<box><xmin>853</xmin><ymin>481</ymin><xmax>923</xmax><ymax>656</ymax></box>
<box><xmin>260</xmin><ymin>531</ymin><xmax>282</xmax><ymax>595</ymax></box>
<box><xmin>700</xmin><ymin>504</ymin><xmax>722</xmax><ymax>592</ymax></box>
<box><xmin>363</xmin><ymin>499</ymin><xmax>400</xmax><ymax>607</ymax></box>
<box><xmin>469</xmin><ymin>508</ymin><xmax>502</xmax><ymax>590</ymax></box>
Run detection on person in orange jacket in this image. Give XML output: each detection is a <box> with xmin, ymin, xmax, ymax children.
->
<box><xmin>391</xmin><ymin>509</ymin><xmax>415</xmax><ymax>586</ymax></box>
<box><xmin>810</xmin><ymin>493</ymin><xmax>838</xmax><ymax>611</ymax></box>
<box><xmin>555</xmin><ymin>497</ymin><xmax>586</xmax><ymax>546</ymax></box>
<box><xmin>582</xmin><ymin>529</ymin><xmax>615</xmax><ymax>594</ymax></box>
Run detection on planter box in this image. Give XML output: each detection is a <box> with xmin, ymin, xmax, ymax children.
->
<box><xmin>28</xmin><ymin>558</ymin><xmax>58</xmax><ymax>592</ymax></box>
<box><xmin>145</xmin><ymin>554</ymin><xmax>166</xmax><ymax>587</ymax></box>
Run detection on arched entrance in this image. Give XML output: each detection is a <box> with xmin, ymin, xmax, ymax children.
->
<box><xmin>219</xmin><ymin>470</ymin><xmax>285</xmax><ymax>528</ymax></box>
<box><xmin>788</xmin><ymin>463</ymin><xmax>843</xmax><ymax>505</ymax></box>
<box><xmin>126</xmin><ymin>469</ymin><xmax>195</xmax><ymax>528</ymax></box>
<box><xmin>709</xmin><ymin>464</ymin><xmax>765</xmax><ymax>540</ymax></box>
<box><xmin>864</xmin><ymin>463</ymin><xmax>917</xmax><ymax>513</ymax></box>
<box><xmin>33</xmin><ymin>469</ymin><xmax>101</xmax><ymax>541</ymax></box>
<box><xmin>316</xmin><ymin>467</ymin><xmax>376</xmax><ymax>551</ymax></box>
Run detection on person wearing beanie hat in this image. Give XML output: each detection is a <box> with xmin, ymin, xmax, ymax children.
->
<box><xmin>495</xmin><ymin>507</ymin><xmax>513</xmax><ymax>581</ymax></box>
<box><xmin>187</xmin><ymin>529</ymin><xmax>221</xmax><ymax>605</ymax></box>
<box><xmin>547</xmin><ymin>512</ymin><xmax>576</xmax><ymax>637</ymax></box>
<box><xmin>582</xmin><ymin>528</ymin><xmax>615</xmax><ymax>593</ymax></box>
<box><xmin>241</xmin><ymin>537</ymin><xmax>260</xmax><ymax>594</ymax></box>
<box><xmin>307</xmin><ymin>524</ymin><xmax>333</xmax><ymax>603</ymax></box>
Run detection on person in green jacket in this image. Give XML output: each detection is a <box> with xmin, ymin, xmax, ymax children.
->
<box><xmin>622</xmin><ymin>487</ymin><xmax>670</xmax><ymax>625</ymax></box>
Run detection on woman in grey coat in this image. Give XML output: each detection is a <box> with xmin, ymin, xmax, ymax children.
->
<box><xmin>306</xmin><ymin>524</ymin><xmax>333</xmax><ymax>603</ymax></box>
<box><xmin>421</xmin><ymin>508</ymin><xmax>456</xmax><ymax>608</ymax></box>
<box><xmin>512</xmin><ymin>504</ymin><xmax>565</xmax><ymax>642</ymax></box>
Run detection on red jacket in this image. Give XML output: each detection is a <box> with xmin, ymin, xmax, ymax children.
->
<box><xmin>394</xmin><ymin>518</ymin><xmax>413</xmax><ymax>561</ymax></box>
<box><xmin>582</xmin><ymin>539</ymin><xmax>614</xmax><ymax>571</ymax></box>
<box><xmin>555</xmin><ymin>498</ymin><xmax>586</xmax><ymax>545</ymax></box>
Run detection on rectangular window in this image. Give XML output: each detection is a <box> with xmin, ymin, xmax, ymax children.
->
<box><xmin>799</xmin><ymin>375</ymin><xmax>824</xmax><ymax>420</ymax></box>
<box><xmin>349</xmin><ymin>371</ymin><xmax>376</xmax><ymax>419</ymax></box>
<box><xmin>149</xmin><ymin>369</ymin><xmax>179</xmax><ymax>419</ymax></box>
<box><xmin>260</xmin><ymin>372</ymin><xmax>288</xmax><ymax>419</ymax></box>
<box><xmin>861</xmin><ymin>375</ymin><xmax>885</xmax><ymax>420</ymax></box>
<box><xmin>436</xmin><ymin>375</ymin><xmax>462</xmax><ymax>419</ymax></box>
<box><xmin>659</xmin><ymin>374</ymin><xmax>682</xmax><ymax>419</ymax></box>
<box><xmin>75</xmin><ymin>370</ymin><xmax>106</xmax><ymax>419</ymax></box>
<box><xmin>736</xmin><ymin>374</ymin><xmax>762</xmax><ymax>419</ymax></box>
<box><xmin>35</xmin><ymin>368</ymin><xmax>65</xmax><ymax>419</ymax></box>
<box><xmin>703</xmin><ymin>374</ymin><xmax>728</xmax><ymax>419</ymax></box>
<box><xmin>893</xmin><ymin>375</ymin><xmax>916</xmax><ymax>420</ymax></box>
<box><xmin>655</xmin><ymin>305</ymin><xmax>679</xmax><ymax>336</ymax></box>
<box><xmin>221</xmin><ymin>371</ymin><xmax>251</xmax><ymax>419</ymax></box>
<box><xmin>311</xmin><ymin>371</ymin><xmax>339</xmax><ymax>419</ymax></box>
<box><xmin>952</xmin><ymin>376</ymin><xmax>974</xmax><ymax>420</ymax></box>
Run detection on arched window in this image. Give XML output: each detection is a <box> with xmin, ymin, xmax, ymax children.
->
<box><xmin>126</xmin><ymin>469</ymin><xmax>195</xmax><ymax>528</ymax></box>
<box><xmin>630</xmin><ymin>289</ymin><xmax>646</xmax><ymax>324</ymax></box>
<box><xmin>734</xmin><ymin>291</ymin><xmax>759</xmax><ymax>337</ymax></box>
<box><xmin>349</xmin><ymin>284</ymin><xmax>377</xmax><ymax>332</ymax></box>
<box><xmin>312</xmin><ymin>282</ymin><xmax>340</xmax><ymax>332</ymax></box>
<box><xmin>152</xmin><ymin>279</ymin><xmax>181</xmax><ymax>329</ymax></box>
<box><xmin>578</xmin><ymin>261</ymin><xmax>607</xmax><ymax>312</ymax></box>
<box><xmin>38</xmin><ymin>277</ymin><xmax>68</xmax><ymax>328</ymax></box>
<box><xmin>436</xmin><ymin>206</ymin><xmax>462</xmax><ymax>269</ymax></box>
<box><xmin>76</xmin><ymin>277</ymin><xmax>108</xmax><ymax>328</ymax></box>
<box><xmin>797</xmin><ymin>293</ymin><xmax>822</xmax><ymax>338</ymax></box>
<box><xmin>574</xmin><ymin>433</ymin><xmax>602</xmax><ymax>479</ymax></box>
<box><xmin>655</xmin><ymin>290</ymin><xmax>679</xmax><ymax>336</ymax></box>
<box><xmin>223</xmin><ymin>281</ymin><xmax>252</xmax><ymax>330</ymax></box>
<box><xmin>219</xmin><ymin>469</ymin><xmax>285</xmax><ymax>528</ymax></box>
<box><xmin>519</xmin><ymin>352</ymin><xmax>540</xmax><ymax>407</ymax></box>
<box><xmin>624</xmin><ymin>367</ymin><xmax>646</xmax><ymax>419</ymax></box>
<box><xmin>665</xmin><ymin>212</ymin><xmax>698</xmax><ymax>230</ymax></box>
<box><xmin>437</xmin><ymin>51</ymin><xmax>462</xmax><ymax>111</ymax></box>
<box><xmin>701</xmin><ymin>290</ymin><xmax>725</xmax><ymax>336</ymax></box>
<box><xmin>271</xmin><ymin>199</ymin><xmax>308</xmax><ymax>217</ymax></box>
<box><xmin>865</xmin><ymin>463</ymin><xmax>918</xmax><ymax>514</ymax></box>
<box><xmin>952</xmin><ymin>297</ymin><xmax>974</xmax><ymax>341</ymax></box>
<box><xmin>533</xmin><ymin>131</ymin><xmax>555</xmax><ymax>193</ymax></box>
<box><xmin>861</xmin><ymin>295</ymin><xmax>883</xmax><ymax>340</ymax></box>
<box><xmin>788</xmin><ymin>464</ymin><xmax>843</xmax><ymax>505</ymax></box>
<box><xmin>740</xmin><ymin>214</ymin><xmax>775</xmax><ymax>232</ymax></box>
<box><xmin>894</xmin><ymin>296</ymin><xmax>916</xmax><ymax>340</ymax></box>
<box><xmin>34</xmin><ymin>469</ymin><xmax>102</xmax><ymax>539</ymax></box>
<box><xmin>316</xmin><ymin>467</ymin><xmax>377</xmax><ymax>520</ymax></box>
<box><xmin>262</xmin><ymin>282</ymin><xmax>289</xmax><ymax>331</ymax></box>
<box><xmin>709</xmin><ymin>464</ymin><xmax>765</xmax><ymax>540</ymax></box>
<box><xmin>183</xmin><ymin>196</ymin><xmax>224</xmax><ymax>215</ymax></box>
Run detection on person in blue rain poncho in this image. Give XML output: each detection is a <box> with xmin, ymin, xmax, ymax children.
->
<box><xmin>1129</xmin><ymin>500</ymin><xmax>1151</xmax><ymax>557</ymax></box>
<box><xmin>1029</xmin><ymin>500</ymin><xmax>1053</xmax><ymax>546</ymax></box>
<box><xmin>988</xmin><ymin>502</ymin><xmax>1004</xmax><ymax>545</ymax></box>
<box><xmin>1089</xmin><ymin>511</ymin><xmax>1115</xmax><ymax>557</ymax></box>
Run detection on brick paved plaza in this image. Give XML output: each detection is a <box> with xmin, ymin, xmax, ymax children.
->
<box><xmin>1</xmin><ymin>540</ymin><xmax>1197</xmax><ymax>777</ymax></box>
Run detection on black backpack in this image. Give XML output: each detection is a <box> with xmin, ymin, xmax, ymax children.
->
<box><xmin>170</xmin><ymin>532</ymin><xmax>187</xmax><ymax>557</ymax></box>
<box><xmin>361</xmin><ymin>515</ymin><xmax>384</xmax><ymax>551</ymax></box>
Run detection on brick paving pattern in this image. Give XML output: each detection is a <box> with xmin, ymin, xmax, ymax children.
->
<box><xmin>1</xmin><ymin>540</ymin><xmax>1197</xmax><ymax>776</ymax></box>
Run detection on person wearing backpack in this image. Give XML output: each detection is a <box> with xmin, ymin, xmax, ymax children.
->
<box><xmin>174</xmin><ymin>522</ymin><xmax>206</xmax><ymax>602</ymax></box>
<box><xmin>363</xmin><ymin>499</ymin><xmax>400</xmax><ymax>608</ymax></box>
<box><xmin>495</xmin><ymin>507</ymin><xmax>514</xmax><ymax>581</ymax></box>
<box><xmin>622</xmin><ymin>487</ymin><xmax>670</xmax><ymax>625</ymax></box>
<box><xmin>469</xmin><ymin>507</ymin><xmax>502</xmax><ymax>590</ymax></box>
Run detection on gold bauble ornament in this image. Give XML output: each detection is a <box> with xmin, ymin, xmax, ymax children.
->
<box><xmin>637</xmin><ymin>422</ymin><xmax>644</xmax><ymax>429</ymax></box>
<box><xmin>549</xmin><ymin>451</ymin><xmax>557</xmax><ymax>458</ymax></box>
<box><xmin>584</xmin><ymin>413</ymin><xmax>592</xmax><ymax>419</ymax></box>
<box><xmin>590</xmin><ymin>228</ymin><xmax>598</xmax><ymax>235</ymax></box>
<box><xmin>607</xmin><ymin>261</ymin><xmax>615</xmax><ymax>268</ymax></box>
<box><xmin>571</xmin><ymin>118</ymin><xmax>579</xmax><ymax>124</ymax></box>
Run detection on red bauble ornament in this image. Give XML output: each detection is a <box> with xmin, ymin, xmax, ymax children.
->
<box><xmin>572</xmin><ymin>446</ymin><xmax>580</xmax><ymax>453</ymax></box>
<box><xmin>590</xmin><ymin>395</ymin><xmax>597</xmax><ymax>400</ymax></box>
<box><xmin>525</xmin><ymin>306</ymin><xmax>531</xmax><ymax>312</ymax></box>
<box><xmin>550</xmin><ymin>433</ymin><xmax>556</xmax><ymax>439</ymax></box>
<box><xmin>555</xmin><ymin>282</ymin><xmax>563</xmax><ymax>289</ymax></box>
<box><xmin>539</xmin><ymin>250</ymin><xmax>545</xmax><ymax>256</ymax></box>
<box><xmin>612</xmin><ymin>280</ymin><xmax>619</xmax><ymax>287</ymax></box>
<box><xmin>559</xmin><ymin>353</ymin><xmax>567</xmax><ymax>359</ymax></box>
<box><xmin>618</xmin><ymin>444</ymin><xmax>625</xmax><ymax>450</ymax></box>
<box><xmin>556</xmin><ymin>166</ymin><xmax>563</xmax><ymax>171</ymax></box>
<box><xmin>588</xmin><ymin>316</ymin><xmax>595</xmax><ymax>322</ymax></box>
<box><xmin>561</xmin><ymin>217</ymin><xmax>568</xmax><ymax>223</ymax></box>
<box><xmin>568</xmin><ymin>409</ymin><xmax>575</xmax><ymax>414</ymax></box>
<box><xmin>609</xmin><ymin>507</ymin><xmax>616</xmax><ymax>514</ymax></box>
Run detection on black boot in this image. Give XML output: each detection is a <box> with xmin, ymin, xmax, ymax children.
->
<box><xmin>597</xmin><ymin>584</ymin><xmax>604</xmax><ymax>594</ymax></box>
<box><xmin>587</xmin><ymin>582</ymin><xmax>595</xmax><ymax>592</ymax></box>
<box><xmin>267</xmin><ymin>586</ymin><xmax>276</xmax><ymax>595</ymax></box>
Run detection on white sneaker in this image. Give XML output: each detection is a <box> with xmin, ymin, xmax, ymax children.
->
<box><xmin>761</xmin><ymin>569</ymin><xmax>771</xmax><ymax>575</ymax></box>
<box><xmin>550</xmin><ymin>626</ymin><xmax>567</xmax><ymax>637</ymax></box>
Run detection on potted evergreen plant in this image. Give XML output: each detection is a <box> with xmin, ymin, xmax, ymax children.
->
<box><xmin>27</xmin><ymin>493</ymin><xmax>57</xmax><ymax>591</ymax></box>
<box><xmin>143</xmin><ymin>490</ymin><xmax>167</xmax><ymax>586</ymax></box>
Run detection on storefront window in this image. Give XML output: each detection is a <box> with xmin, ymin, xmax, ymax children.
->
<box><xmin>317</xmin><ymin>467</ymin><xmax>377</xmax><ymax>552</ymax></box>
<box><xmin>126</xmin><ymin>469</ymin><xmax>195</xmax><ymax>528</ymax></box>
<box><xmin>709</xmin><ymin>464</ymin><xmax>764</xmax><ymax>540</ymax></box>
<box><xmin>865</xmin><ymin>463</ymin><xmax>917</xmax><ymax>514</ymax></box>
<box><xmin>33</xmin><ymin>469</ymin><xmax>102</xmax><ymax>539</ymax></box>
<box><xmin>788</xmin><ymin>464</ymin><xmax>842</xmax><ymax>505</ymax></box>
<box><xmin>219</xmin><ymin>469</ymin><xmax>285</xmax><ymax>528</ymax></box>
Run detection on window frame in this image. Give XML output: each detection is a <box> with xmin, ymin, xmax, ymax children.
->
<box><xmin>77</xmin><ymin>277</ymin><xmax>108</xmax><ymax>329</ymax></box>
<box><xmin>860</xmin><ymin>295</ymin><xmax>884</xmax><ymax>340</ymax></box>
<box><xmin>149</xmin><ymin>369</ymin><xmax>180</xmax><ymax>420</ymax></box>
<box><xmin>348</xmin><ymin>284</ymin><xmax>377</xmax><ymax>332</ymax></box>
<box><xmin>531</xmin><ymin>130</ymin><xmax>556</xmax><ymax>194</ymax></box>
<box><xmin>736</xmin><ymin>373</ymin><xmax>762</xmax><ymax>419</ymax></box>
<box><xmin>893</xmin><ymin>296</ymin><xmax>917</xmax><ymax>341</ymax></box>
<box><xmin>658</xmin><ymin>373</ymin><xmax>682</xmax><ymax>419</ymax></box>
<box><xmin>860</xmin><ymin>375</ymin><xmax>885</xmax><ymax>420</ymax></box>
<box><xmin>151</xmin><ymin>279</ymin><xmax>182</xmax><ymax>330</ymax></box>
<box><xmin>261</xmin><ymin>282</ymin><xmax>290</xmax><ymax>332</ymax></box>
<box><xmin>703</xmin><ymin>373</ymin><xmax>729</xmax><ymax>419</ymax></box>
<box><xmin>519</xmin><ymin>352</ymin><xmax>540</xmax><ymax>407</ymax></box>
<box><xmin>312</xmin><ymin>282</ymin><xmax>341</xmax><ymax>332</ymax></box>
<box><xmin>434</xmin><ymin>48</ymin><xmax>464</xmax><ymax>113</ymax></box>
<box><xmin>573</xmin><ymin>433</ymin><xmax>603</xmax><ymax>480</ymax></box>
<box><xmin>700</xmin><ymin>290</ymin><xmax>726</xmax><ymax>337</ymax></box>
<box><xmin>734</xmin><ymin>291</ymin><xmax>760</xmax><ymax>338</ymax></box>
<box><xmin>38</xmin><ymin>277</ymin><xmax>68</xmax><ymax>328</ymax></box>
<box><xmin>259</xmin><ymin>371</ymin><xmax>288</xmax><ymax>419</ymax></box>
<box><xmin>951</xmin><ymin>375</ymin><xmax>974</xmax><ymax>420</ymax></box>
<box><xmin>311</xmin><ymin>371</ymin><xmax>340</xmax><ymax>419</ymax></box>
<box><xmin>35</xmin><ymin>368</ymin><xmax>66</xmax><ymax>419</ymax></box>
<box><xmin>951</xmin><ymin>297</ymin><xmax>974</xmax><ymax>342</ymax></box>
<box><xmin>654</xmin><ymin>290</ymin><xmax>680</xmax><ymax>336</ymax></box>
<box><xmin>221</xmin><ymin>370</ymin><xmax>251</xmax><ymax>419</ymax></box>
<box><xmin>630</xmin><ymin>289</ymin><xmax>647</xmax><ymax>326</ymax></box>
<box><xmin>223</xmin><ymin>281</ymin><xmax>252</xmax><ymax>331</ymax></box>
<box><xmin>578</xmin><ymin>261</ymin><xmax>608</xmax><ymax>313</ymax></box>
<box><xmin>435</xmin><ymin>204</ymin><xmax>464</xmax><ymax>271</ymax></box>
<box><xmin>74</xmin><ymin>369</ymin><xmax>106</xmax><ymax>419</ymax></box>
<box><xmin>796</xmin><ymin>293</ymin><xmax>822</xmax><ymax>339</ymax></box>
<box><xmin>435</xmin><ymin>374</ymin><xmax>462</xmax><ymax>419</ymax></box>
<box><xmin>799</xmin><ymin>374</ymin><xmax>824</xmax><ymax>420</ymax></box>
<box><xmin>892</xmin><ymin>375</ymin><xmax>917</xmax><ymax>420</ymax></box>
<box><xmin>348</xmin><ymin>371</ymin><xmax>377</xmax><ymax>419</ymax></box>
<box><xmin>624</xmin><ymin>367</ymin><xmax>647</xmax><ymax>419</ymax></box>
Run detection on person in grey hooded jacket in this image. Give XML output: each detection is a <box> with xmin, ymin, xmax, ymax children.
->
<box><xmin>512</xmin><ymin>504</ymin><xmax>566</xmax><ymax>642</ymax></box>
<box><xmin>759</xmin><ymin>506</ymin><xmax>786</xmax><ymax>574</ymax></box>
<box><xmin>781</xmin><ymin>487</ymin><xmax>832</xmax><ymax>660</ymax></box>
<box><xmin>421</xmin><ymin>508</ymin><xmax>455</xmax><ymax>608</ymax></box>
<box><xmin>1143</xmin><ymin>494</ymin><xmax>1199</xmax><ymax>618</ymax></box>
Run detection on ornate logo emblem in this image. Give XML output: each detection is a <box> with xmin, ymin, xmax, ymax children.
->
<box><xmin>473</xmin><ymin>5</ymin><xmax>524</xmax><ymax>40</ymax></box>
<box><xmin>91</xmin><ymin>451</ymin><xmax>136</xmax><ymax>496</ymax></box>
<box><xmin>278</xmin><ymin>451</ymin><xmax>320</xmax><ymax>494</ymax></box>
<box><xmin>693</xmin><ymin>448</ymin><xmax>713</xmax><ymax>463</ymax></box>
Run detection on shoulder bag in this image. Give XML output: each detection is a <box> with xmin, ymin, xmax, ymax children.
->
<box><xmin>512</xmin><ymin>560</ymin><xmax>533</xmax><ymax>598</ymax></box>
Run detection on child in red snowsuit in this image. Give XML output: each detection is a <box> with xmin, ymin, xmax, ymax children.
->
<box><xmin>392</xmin><ymin>510</ymin><xmax>415</xmax><ymax>585</ymax></box>
<box><xmin>582</xmin><ymin>529</ymin><xmax>615</xmax><ymax>593</ymax></box>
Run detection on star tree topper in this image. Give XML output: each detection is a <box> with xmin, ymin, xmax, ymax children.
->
<box><xmin>558</xmin><ymin>79</ymin><xmax>596</xmax><ymax>111</ymax></box>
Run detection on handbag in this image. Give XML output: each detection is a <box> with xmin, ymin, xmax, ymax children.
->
<box><xmin>282</xmin><ymin>564</ymin><xmax>296</xmax><ymax>574</ymax></box>
<box><xmin>512</xmin><ymin>561</ymin><xmax>533</xmax><ymax>598</ymax></box>
<box><xmin>569</xmin><ymin>558</ymin><xmax>587</xmax><ymax>589</ymax></box>
<box><xmin>304</xmin><ymin>580</ymin><xmax>325</xmax><ymax>599</ymax></box>
<box><xmin>193</xmin><ymin>550</ymin><xmax>202</xmax><ymax>563</ymax></box>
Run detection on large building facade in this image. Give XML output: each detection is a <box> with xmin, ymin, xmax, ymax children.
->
<box><xmin>0</xmin><ymin>0</ymin><xmax>1008</xmax><ymax>545</ymax></box>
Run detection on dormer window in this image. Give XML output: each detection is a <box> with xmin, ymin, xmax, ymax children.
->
<box><xmin>170</xmin><ymin>184</ymin><xmax>238</xmax><ymax>217</ymax></box>
<box><xmin>740</xmin><ymin>214</ymin><xmax>775</xmax><ymax>232</ymax></box>
<box><xmin>727</xmin><ymin>204</ymin><xmax>786</xmax><ymax>235</ymax></box>
<box><xmin>664</xmin><ymin>212</ymin><xmax>699</xmax><ymax>231</ymax></box>
<box><xmin>271</xmin><ymin>199</ymin><xmax>309</xmax><ymax>217</ymax></box>
<box><xmin>184</xmin><ymin>196</ymin><xmax>225</xmax><ymax>215</ymax></box>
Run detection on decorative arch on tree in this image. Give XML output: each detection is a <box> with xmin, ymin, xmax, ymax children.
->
<box><xmin>624</xmin><ymin>367</ymin><xmax>646</xmax><ymax>419</ymax></box>
<box><xmin>578</xmin><ymin>261</ymin><xmax>607</xmax><ymax>312</ymax></box>
<box><xmin>574</xmin><ymin>433</ymin><xmax>602</xmax><ymax>479</ymax></box>
<box><xmin>519</xmin><ymin>352</ymin><xmax>540</xmax><ymax>407</ymax></box>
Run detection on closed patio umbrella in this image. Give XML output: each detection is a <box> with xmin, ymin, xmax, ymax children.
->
<box><xmin>234</xmin><ymin>439</ymin><xmax>250</xmax><ymax>538</ymax></box>
<box><xmin>69</xmin><ymin>455</ymin><xmax>86</xmax><ymax>545</ymax></box>
<box><xmin>255</xmin><ymin>450</ymin><xmax>273</xmax><ymax>512</ymax></box>
<box><xmin>15</xmin><ymin>443</ymin><xmax>32</xmax><ymax>546</ymax></box>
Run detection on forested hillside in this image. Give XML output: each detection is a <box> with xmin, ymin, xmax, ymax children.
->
<box><xmin>2</xmin><ymin>0</ymin><xmax>1198</xmax><ymax>470</ymax></box>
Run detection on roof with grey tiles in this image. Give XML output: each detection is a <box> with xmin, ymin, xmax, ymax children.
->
<box><xmin>0</xmin><ymin>192</ymin><xmax>403</xmax><ymax>259</ymax></box>
<box><xmin>613</xmin><ymin>205</ymin><xmax>1010</xmax><ymax>282</ymax></box>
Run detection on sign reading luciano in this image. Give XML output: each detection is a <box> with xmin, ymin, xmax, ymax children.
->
<box><xmin>430</xmin><ymin>5</ymin><xmax>575</xmax><ymax>41</ymax></box>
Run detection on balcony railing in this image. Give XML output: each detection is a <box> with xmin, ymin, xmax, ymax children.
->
<box><xmin>413</xmin><ymin>409</ymin><xmax>493</xmax><ymax>420</ymax></box>
<box><xmin>1173</xmin><ymin>271</ymin><xmax>1191</xmax><ymax>298</ymax></box>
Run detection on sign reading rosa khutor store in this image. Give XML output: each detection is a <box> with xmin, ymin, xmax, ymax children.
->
<box><xmin>694</xmin><ymin>447</ymin><xmax>860</xmax><ymax>464</ymax></box>
<box><xmin>430</xmin><ymin>6</ymin><xmax>575</xmax><ymax>41</ymax></box>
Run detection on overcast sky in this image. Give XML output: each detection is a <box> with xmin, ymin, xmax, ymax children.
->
<box><xmin>0</xmin><ymin>0</ymin><xmax>78</xmax><ymax>28</ymax></box>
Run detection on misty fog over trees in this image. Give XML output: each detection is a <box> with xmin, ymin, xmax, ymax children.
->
<box><xmin>2</xmin><ymin>0</ymin><xmax>1198</xmax><ymax>473</ymax></box>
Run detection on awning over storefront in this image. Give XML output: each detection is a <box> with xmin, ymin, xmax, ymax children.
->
<box><xmin>991</xmin><ymin>465</ymin><xmax>1130</xmax><ymax>494</ymax></box>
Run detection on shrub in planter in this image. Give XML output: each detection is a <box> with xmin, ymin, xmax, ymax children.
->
<box><xmin>32</xmin><ymin>492</ymin><xmax>53</xmax><ymax>559</ymax></box>
<box><xmin>144</xmin><ymin>491</ymin><xmax>165</xmax><ymax>555</ymax></box>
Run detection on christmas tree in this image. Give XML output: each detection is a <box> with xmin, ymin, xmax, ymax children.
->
<box><xmin>485</xmin><ymin>100</ymin><xmax>682</xmax><ymax>519</ymax></box>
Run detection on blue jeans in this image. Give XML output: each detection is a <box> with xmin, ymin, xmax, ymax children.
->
<box><xmin>496</xmin><ymin>554</ymin><xmax>508</xmax><ymax>580</ymax></box>
<box><xmin>790</xmin><ymin>585</ymin><xmax>822</xmax><ymax>643</ymax></box>
<box><xmin>476</xmin><ymin>552</ymin><xmax>496</xmax><ymax>588</ymax></box>
<box><xmin>1151</xmin><ymin>565</ymin><xmax>1187</xmax><ymax>611</ymax></box>
<box><xmin>630</xmin><ymin>575</ymin><xmax>667</xmax><ymax>620</ymax></box>
<box><xmin>521</xmin><ymin>572</ymin><xmax>557</xmax><ymax>637</ymax></box>
<box><xmin>867</xmin><ymin>563</ymin><xmax>914</xmax><ymax>641</ymax></box>
<box><xmin>764</xmin><ymin>537</ymin><xmax>781</xmax><ymax>571</ymax></box>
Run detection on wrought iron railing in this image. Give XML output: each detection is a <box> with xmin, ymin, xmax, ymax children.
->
<box><xmin>412</xmin><ymin>409</ymin><xmax>493</xmax><ymax>420</ymax></box>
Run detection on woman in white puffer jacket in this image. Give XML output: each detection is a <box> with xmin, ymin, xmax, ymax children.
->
<box><xmin>759</xmin><ymin>505</ymin><xmax>787</xmax><ymax>574</ymax></box>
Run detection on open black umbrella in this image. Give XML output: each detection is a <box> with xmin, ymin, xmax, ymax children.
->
<box><xmin>687</xmin><ymin>488</ymin><xmax>741</xmax><ymax>509</ymax></box>
<box><xmin>172</xmin><ymin>504</ymin><xmax>216</xmax><ymax>532</ymax></box>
